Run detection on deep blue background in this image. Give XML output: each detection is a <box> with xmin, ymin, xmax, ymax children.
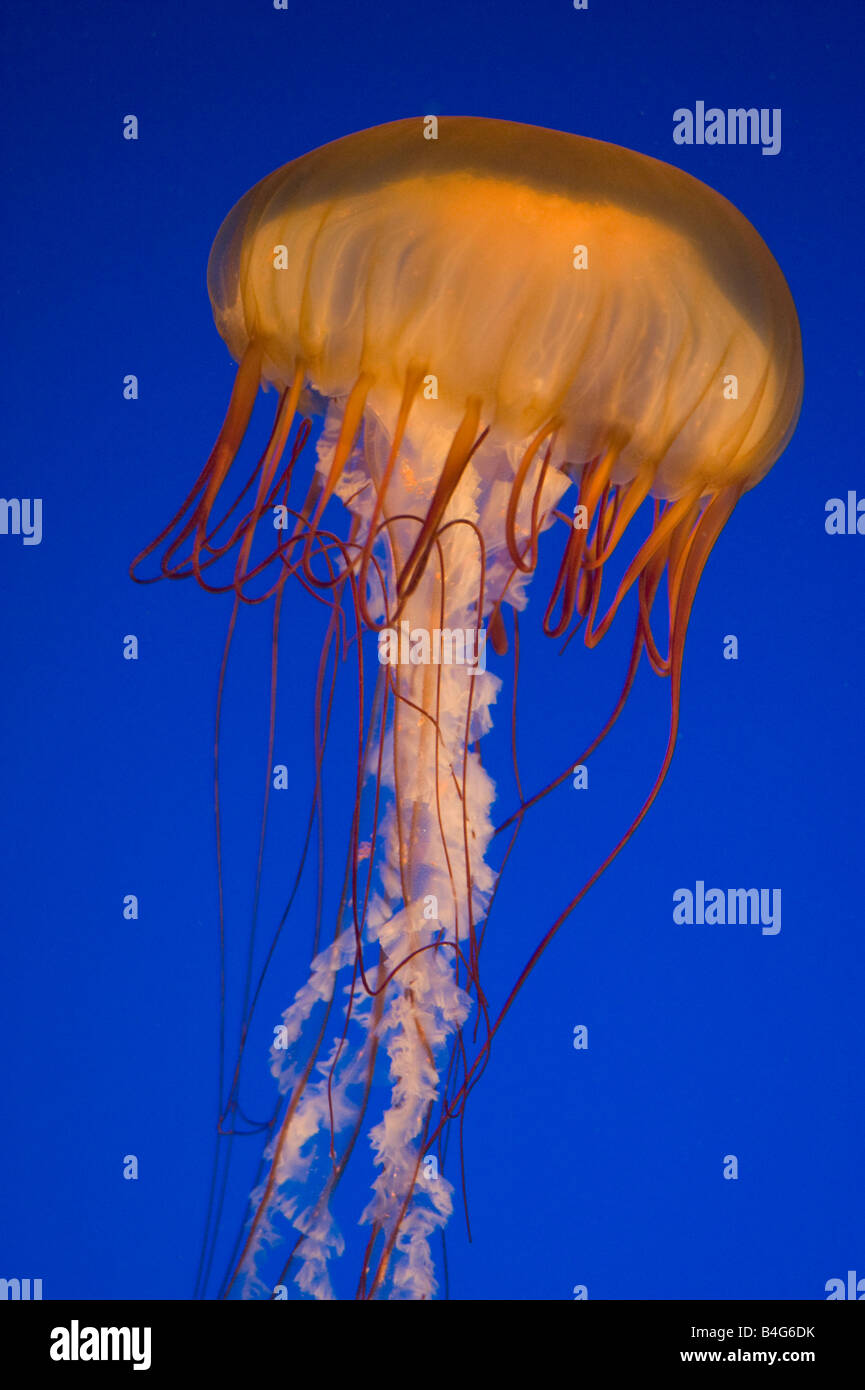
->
<box><xmin>1</xmin><ymin>0</ymin><xmax>862</xmax><ymax>1300</ymax></box>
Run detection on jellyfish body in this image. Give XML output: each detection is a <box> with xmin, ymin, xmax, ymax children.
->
<box><xmin>133</xmin><ymin>118</ymin><xmax>802</xmax><ymax>1299</ymax></box>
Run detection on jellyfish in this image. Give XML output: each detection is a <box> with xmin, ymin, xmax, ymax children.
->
<box><xmin>131</xmin><ymin>117</ymin><xmax>802</xmax><ymax>1300</ymax></box>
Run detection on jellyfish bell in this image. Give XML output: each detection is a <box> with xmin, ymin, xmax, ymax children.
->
<box><xmin>132</xmin><ymin>117</ymin><xmax>802</xmax><ymax>1299</ymax></box>
<box><xmin>208</xmin><ymin>117</ymin><xmax>801</xmax><ymax>497</ymax></box>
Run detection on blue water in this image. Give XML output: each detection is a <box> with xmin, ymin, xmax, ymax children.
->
<box><xmin>1</xmin><ymin>0</ymin><xmax>861</xmax><ymax>1300</ymax></box>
